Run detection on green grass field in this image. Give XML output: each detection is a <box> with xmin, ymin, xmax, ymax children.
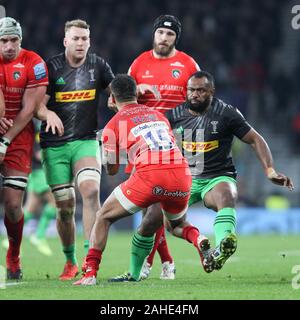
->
<box><xmin>0</xmin><ymin>233</ymin><xmax>299</xmax><ymax>300</ymax></box>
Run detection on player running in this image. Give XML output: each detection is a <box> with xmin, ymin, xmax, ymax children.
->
<box><xmin>74</xmin><ymin>74</ymin><xmax>212</xmax><ymax>286</ymax></box>
<box><xmin>166</xmin><ymin>71</ymin><xmax>294</xmax><ymax>270</ymax></box>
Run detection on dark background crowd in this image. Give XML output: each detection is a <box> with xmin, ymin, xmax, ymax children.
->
<box><xmin>1</xmin><ymin>0</ymin><xmax>299</xmax><ymax>208</ymax></box>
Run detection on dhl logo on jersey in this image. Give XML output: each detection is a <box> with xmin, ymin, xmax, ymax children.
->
<box><xmin>55</xmin><ymin>89</ymin><xmax>96</xmax><ymax>102</ymax></box>
<box><xmin>182</xmin><ymin>140</ymin><xmax>219</xmax><ymax>152</ymax></box>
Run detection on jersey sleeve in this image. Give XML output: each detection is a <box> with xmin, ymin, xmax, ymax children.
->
<box><xmin>228</xmin><ymin>106</ymin><xmax>252</xmax><ymax>139</ymax></box>
<box><xmin>190</xmin><ymin>57</ymin><xmax>200</xmax><ymax>73</ymax></box>
<box><xmin>26</xmin><ymin>52</ymin><xmax>49</xmax><ymax>89</ymax></box>
<box><xmin>97</xmin><ymin>57</ymin><xmax>115</xmax><ymax>90</ymax></box>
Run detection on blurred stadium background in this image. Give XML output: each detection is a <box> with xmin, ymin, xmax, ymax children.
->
<box><xmin>0</xmin><ymin>0</ymin><xmax>300</xmax><ymax>237</ymax></box>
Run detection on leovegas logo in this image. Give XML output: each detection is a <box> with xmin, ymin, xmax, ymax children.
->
<box><xmin>182</xmin><ymin>140</ymin><xmax>219</xmax><ymax>152</ymax></box>
<box><xmin>55</xmin><ymin>89</ymin><xmax>96</xmax><ymax>102</ymax></box>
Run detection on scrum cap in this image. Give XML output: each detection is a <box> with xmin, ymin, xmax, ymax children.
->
<box><xmin>0</xmin><ymin>17</ymin><xmax>22</xmax><ymax>39</ymax></box>
<box><xmin>152</xmin><ymin>15</ymin><xmax>181</xmax><ymax>44</ymax></box>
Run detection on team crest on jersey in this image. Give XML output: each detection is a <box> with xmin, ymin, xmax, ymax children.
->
<box><xmin>89</xmin><ymin>69</ymin><xmax>96</xmax><ymax>82</ymax></box>
<box><xmin>172</xmin><ymin>69</ymin><xmax>181</xmax><ymax>79</ymax></box>
<box><xmin>210</xmin><ymin>121</ymin><xmax>219</xmax><ymax>134</ymax></box>
<box><xmin>13</xmin><ymin>71</ymin><xmax>21</xmax><ymax>80</ymax></box>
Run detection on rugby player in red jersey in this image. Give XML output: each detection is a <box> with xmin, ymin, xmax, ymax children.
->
<box><xmin>74</xmin><ymin>74</ymin><xmax>212</xmax><ymax>285</ymax></box>
<box><xmin>0</xmin><ymin>17</ymin><xmax>59</xmax><ymax>280</ymax></box>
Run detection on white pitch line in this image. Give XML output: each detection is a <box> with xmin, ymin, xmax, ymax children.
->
<box><xmin>2</xmin><ymin>281</ymin><xmax>27</xmax><ymax>287</ymax></box>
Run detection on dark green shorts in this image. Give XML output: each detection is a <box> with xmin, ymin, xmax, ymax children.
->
<box><xmin>189</xmin><ymin>176</ymin><xmax>237</xmax><ymax>206</ymax></box>
<box><xmin>41</xmin><ymin>140</ymin><xmax>100</xmax><ymax>186</ymax></box>
<box><xmin>27</xmin><ymin>168</ymin><xmax>50</xmax><ymax>194</ymax></box>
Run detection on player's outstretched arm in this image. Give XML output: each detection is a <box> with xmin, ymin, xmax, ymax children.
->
<box><xmin>241</xmin><ymin>128</ymin><xmax>294</xmax><ymax>191</ymax></box>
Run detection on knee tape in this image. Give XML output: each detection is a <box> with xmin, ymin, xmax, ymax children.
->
<box><xmin>76</xmin><ymin>167</ymin><xmax>101</xmax><ymax>187</ymax></box>
<box><xmin>52</xmin><ymin>185</ymin><xmax>75</xmax><ymax>202</ymax></box>
<box><xmin>2</xmin><ymin>176</ymin><xmax>28</xmax><ymax>191</ymax></box>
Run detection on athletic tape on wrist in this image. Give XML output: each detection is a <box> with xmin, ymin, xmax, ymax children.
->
<box><xmin>0</xmin><ymin>137</ymin><xmax>10</xmax><ymax>154</ymax></box>
<box><xmin>266</xmin><ymin>167</ymin><xmax>277</xmax><ymax>179</ymax></box>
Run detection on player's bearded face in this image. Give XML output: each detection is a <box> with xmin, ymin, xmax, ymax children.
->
<box><xmin>187</xmin><ymin>95</ymin><xmax>211</xmax><ymax>113</ymax></box>
<box><xmin>0</xmin><ymin>36</ymin><xmax>21</xmax><ymax>60</ymax></box>
<box><xmin>187</xmin><ymin>78</ymin><xmax>213</xmax><ymax>113</ymax></box>
<box><xmin>153</xmin><ymin>28</ymin><xmax>176</xmax><ymax>57</ymax></box>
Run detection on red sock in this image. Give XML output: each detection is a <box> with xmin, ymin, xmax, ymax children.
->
<box><xmin>146</xmin><ymin>226</ymin><xmax>164</xmax><ymax>266</ymax></box>
<box><xmin>182</xmin><ymin>225</ymin><xmax>200</xmax><ymax>248</ymax></box>
<box><xmin>86</xmin><ymin>248</ymin><xmax>102</xmax><ymax>271</ymax></box>
<box><xmin>4</xmin><ymin>214</ymin><xmax>24</xmax><ymax>265</ymax></box>
<box><xmin>157</xmin><ymin>227</ymin><xmax>173</xmax><ymax>264</ymax></box>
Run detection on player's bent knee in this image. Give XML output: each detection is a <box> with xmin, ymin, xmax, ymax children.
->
<box><xmin>76</xmin><ymin>167</ymin><xmax>101</xmax><ymax>188</ymax></box>
<box><xmin>2</xmin><ymin>176</ymin><xmax>28</xmax><ymax>191</ymax></box>
<box><xmin>220</xmin><ymin>193</ymin><xmax>237</xmax><ymax>208</ymax></box>
<box><xmin>78</xmin><ymin>182</ymin><xmax>99</xmax><ymax>200</ymax></box>
<box><xmin>52</xmin><ymin>185</ymin><xmax>75</xmax><ymax>202</ymax></box>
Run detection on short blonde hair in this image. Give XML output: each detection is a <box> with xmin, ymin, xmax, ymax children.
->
<box><xmin>65</xmin><ymin>19</ymin><xmax>90</xmax><ymax>33</ymax></box>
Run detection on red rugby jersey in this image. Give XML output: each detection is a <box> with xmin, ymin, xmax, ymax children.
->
<box><xmin>0</xmin><ymin>48</ymin><xmax>48</xmax><ymax>143</ymax></box>
<box><xmin>103</xmin><ymin>103</ymin><xmax>188</xmax><ymax>172</ymax></box>
<box><xmin>129</xmin><ymin>49</ymin><xmax>199</xmax><ymax>114</ymax></box>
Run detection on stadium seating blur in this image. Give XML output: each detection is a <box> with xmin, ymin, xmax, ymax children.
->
<box><xmin>0</xmin><ymin>0</ymin><xmax>299</xmax><ymax>220</ymax></box>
